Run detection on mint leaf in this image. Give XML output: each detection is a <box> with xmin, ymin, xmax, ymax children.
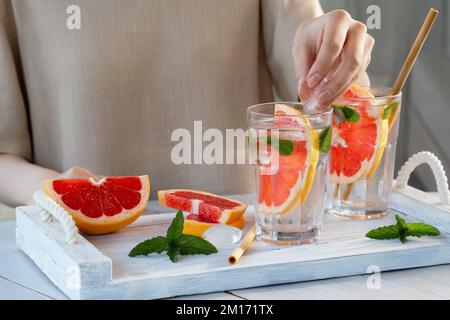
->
<box><xmin>332</xmin><ymin>107</ymin><xmax>345</xmax><ymax>126</ymax></box>
<box><xmin>267</xmin><ymin>136</ymin><xmax>294</xmax><ymax>156</ymax></box>
<box><xmin>167</xmin><ymin>245</ymin><xmax>180</xmax><ymax>263</ymax></box>
<box><xmin>395</xmin><ymin>214</ymin><xmax>408</xmax><ymax>229</ymax></box>
<box><xmin>166</xmin><ymin>210</ymin><xmax>184</xmax><ymax>240</ymax></box>
<box><xmin>366</xmin><ymin>226</ymin><xmax>399</xmax><ymax>240</ymax></box>
<box><xmin>366</xmin><ymin>214</ymin><xmax>441</xmax><ymax>243</ymax></box>
<box><xmin>383</xmin><ymin>102</ymin><xmax>399</xmax><ymax>120</ymax></box>
<box><xmin>407</xmin><ymin>223</ymin><xmax>441</xmax><ymax>237</ymax></box>
<box><xmin>177</xmin><ymin>234</ymin><xmax>218</xmax><ymax>255</ymax></box>
<box><xmin>319</xmin><ymin>126</ymin><xmax>332</xmax><ymax>153</ymax></box>
<box><xmin>128</xmin><ymin>236</ymin><xmax>169</xmax><ymax>257</ymax></box>
<box><xmin>332</xmin><ymin>104</ymin><xmax>360</xmax><ymax>123</ymax></box>
<box><xmin>395</xmin><ymin>214</ymin><xmax>409</xmax><ymax>243</ymax></box>
<box><xmin>278</xmin><ymin>139</ymin><xmax>294</xmax><ymax>156</ymax></box>
<box><xmin>129</xmin><ymin>211</ymin><xmax>218</xmax><ymax>263</ymax></box>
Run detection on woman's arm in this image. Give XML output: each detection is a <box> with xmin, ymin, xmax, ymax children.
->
<box><xmin>0</xmin><ymin>154</ymin><xmax>59</xmax><ymax>206</ymax></box>
<box><xmin>0</xmin><ymin>154</ymin><xmax>96</xmax><ymax>207</ymax></box>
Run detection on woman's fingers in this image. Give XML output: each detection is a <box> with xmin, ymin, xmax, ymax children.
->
<box><xmin>316</xmin><ymin>22</ymin><xmax>371</xmax><ymax>105</ymax></box>
<box><xmin>292</xmin><ymin>34</ymin><xmax>314</xmax><ymax>98</ymax></box>
<box><xmin>60</xmin><ymin>167</ymin><xmax>98</xmax><ymax>180</ymax></box>
<box><xmin>305</xmin><ymin>10</ymin><xmax>351</xmax><ymax>89</ymax></box>
<box><xmin>293</xmin><ymin>10</ymin><xmax>374</xmax><ymax>106</ymax></box>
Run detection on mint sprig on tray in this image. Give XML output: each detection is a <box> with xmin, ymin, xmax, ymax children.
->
<box><xmin>129</xmin><ymin>211</ymin><xmax>218</xmax><ymax>262</ymax></box>
<box><xmin>366</xmin><ymin>214</ymin><xmax>440</xmax><ymax>243</ymax></box>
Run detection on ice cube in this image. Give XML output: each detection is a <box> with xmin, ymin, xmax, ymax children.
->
<box><xmin>203</xmin><ymin>224</ymin><xmax>243</xmax><ymax>247</ymax></box>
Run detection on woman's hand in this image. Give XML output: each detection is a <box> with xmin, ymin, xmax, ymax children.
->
<box><xmin>57</xmin><ymin>167</ymin><xmax>98</xmax><ymax>180</ymax></box>
<box><xmin>292</xmin><ymin>9</ymin><xmax>374</xmax><ymax>107</ymax></box>
<box><xmin>0</xmin><ymin>153</ymin><xmax>98</xmax><ymax>206</ymax></box>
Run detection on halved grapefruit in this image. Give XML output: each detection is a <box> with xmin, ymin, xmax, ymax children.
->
<box><xmin>257</xmin><ymin>104</ymin><xmax>319</xmax><ymax>215</ymax></box>
<box><xmin>44</xmin><ymin>176</ymin><xmax>150</xmax><ymax>234</ymax></box>
<box><xmin>157</xmin><ymin>189</ymin><xmax>247</xmax><ymax>224</ymax></box>
<box><xmin>330</xmin><ymin>85</ymin><xmax>389</xmax><ymax>184</ymax></box>
<box><xmin>183</xmin><ymin>214</ymin><xmax>245</xmax><ymax>237</ymax></box>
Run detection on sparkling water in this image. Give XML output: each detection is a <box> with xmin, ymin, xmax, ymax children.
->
<box><xmin>327</xmin><ymin>88</ymin><xmax>402</xmax><ymax>220</ymax></box>
<box><xmin>249</xmin><ymin>114</ymin><xmax>331</xmax><ymax>244</ymax></box>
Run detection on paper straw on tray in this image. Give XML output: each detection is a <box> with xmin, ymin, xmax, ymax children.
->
<box><xmin>228</xmin><ymin>225</ymin><xmax>256</xmax><ymax>265</ymax></box>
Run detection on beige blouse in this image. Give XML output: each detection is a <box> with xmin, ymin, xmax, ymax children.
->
<box><xmin>0</xmin><ymin>0</ymin><xmax>321</xmax><ymax>198</ymax></box>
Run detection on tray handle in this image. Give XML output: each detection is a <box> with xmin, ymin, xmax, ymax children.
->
<box><xmin>394</xmin><ymin>151</ymin><xmax>450</xmax><ymax>205</ymax></box>
<box><xmin>33</xmin><ymin>191</ymin><xmax>80</xmax><ymax>244</ymax></box>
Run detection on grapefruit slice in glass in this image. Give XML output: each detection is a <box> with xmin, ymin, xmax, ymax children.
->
<box><xmin>157</xmin><ymin>189</ymin><xmax>247</xmax><ymax>224</ymax></box>
<box><xmin>257</xmin><ymin>104</ymin><xmax>319</xmax><ymax>215</ymax></box>
<box><xmin>44</xmin><ymin>175</ymin><xmax>150</xmax><ymax>234</ymax></box>
<box><xmin>330</xmin><ymin>84</ymin><xmax>389</xmax><ymax>184</ymax></box>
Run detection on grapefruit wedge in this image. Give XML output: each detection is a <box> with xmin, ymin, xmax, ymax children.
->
<box><xmin>257</xmin><ymin>104</ymin><xmax>319</xmax><ymax>215</ymax></box>
<box><xmin>183</xmin><ymin>214</ymin><xmax>245</xmax><ymax>237</ymax></box>
<box><xmin>158</xmin><ymin>189</ymin><xmax>247</xmax><ymax>224</ymax></box>
<box><xmin>44</xmin><ymin>176</ymin><xmax>150</xmax><ymax>234</ymax></box>
<box><xmin>330</xmin><ymin>84</ymin><xmax>389</xmax><ymax>184</ymax></box>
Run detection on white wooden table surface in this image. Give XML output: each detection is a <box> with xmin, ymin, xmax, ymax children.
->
<box><xmin>1</xmin><ymin>194</ymin><xmax>450</xmax><ymax>300</ymax></box>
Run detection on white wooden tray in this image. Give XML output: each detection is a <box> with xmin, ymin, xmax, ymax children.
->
<box><xmin>15</xmin><ymin>152</ymin><xmax>450</xmax><ymax>300</ymax></box>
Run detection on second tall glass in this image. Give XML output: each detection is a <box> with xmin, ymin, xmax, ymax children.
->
<box><xmin>327</xmin><ymin>87</ymin><xmax>402</xmax><ymax>220</ymax></box>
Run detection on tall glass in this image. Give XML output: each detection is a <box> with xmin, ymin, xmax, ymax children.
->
<box><xmin>247</xmin><ymin>103</ymin><xmax>332</xmax><ymax>245</ymax></box>
<box><xmin>327</xmin><ymin>87</ymin><xmax>402</xmax><ymax>220</ymax></box>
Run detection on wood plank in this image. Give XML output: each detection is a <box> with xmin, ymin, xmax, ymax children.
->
<box><xmin>169</xmin><ymin>292</ymin><xmax>242</xmax><ymax>300</ymax></box>
<box><xmin>0</xmin><ymin>276</ymin><xmax>53</xmax><ymax>300</ymax></box>
<box><xmin>230</xmin><ymin>273</ymin><xmax>443</xmax><ymax>300</ymax></box>
<box><xmin>378</xmin><ymin>265</ymin><xmax>450</xmax><ymax>299</ymax></box>
<box><xmin>0</xmin><ymin>220</ymin><xmax>68</xmax><ymax>300</ymax></box>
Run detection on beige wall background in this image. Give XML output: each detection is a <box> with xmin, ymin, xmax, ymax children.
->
<box><xmin>2</xmin><ymin>0</ymin><xmax>449</xmax><ymax>220</ymax></box>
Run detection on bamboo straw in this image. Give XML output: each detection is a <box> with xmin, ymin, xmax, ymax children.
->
<box><xmin>341</xmin><ymin>8</ymin><xmax>438</xmax><ymax>202</ymax></box>
<box><xmin>391</xmin><ymin>8</ymin><xmax>438</xmax><ymax>95</ymax></box>
<box><xmin>228</xmin><ymin>225</ymin><xmax>256</xmax><ymax>265</ymax></box>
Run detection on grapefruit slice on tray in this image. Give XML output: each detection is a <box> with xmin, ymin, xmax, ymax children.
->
<box><xmin>330</xmin><ymin>84</ymin><xmax>389</xmax><ymax>184</ymax></box>
<box><xmin>44</xmin><ymin>175</ymin><xmax>150</xmax><ymax>234</ymax></box>
<box><xmin>257</xmin><ymin>104</ymin><xmax>320</xmax><ymax>215</ymax></box>
<box><xmin>157</xmin><ymin>189</ymin><xmax>247</xmax><ymax>224</ymax></box>
<box><xmin>183</xmin><ymin>214</ymin><xmax>245</xmax><ymax>237</ymax></box>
